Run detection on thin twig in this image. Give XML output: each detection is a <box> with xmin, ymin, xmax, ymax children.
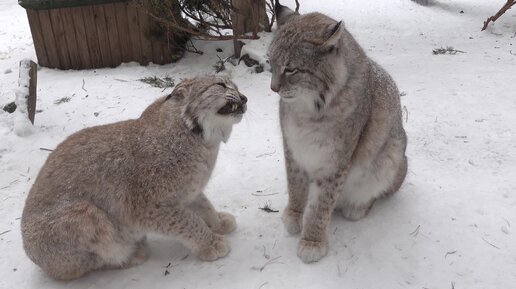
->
<box><xmin>256</xmin><ymin>150</ymin><xmax>276</xmax><ymax>158</ymax></box>
<box><xmin>481</xmin><ymin>0</ymin><xmax>516</xmax><ymax>31</ymax></box>
<box><xmin>252</xmin><ymin>192</ymin><xmax>279</xmax><ymax>197</ymax></box>
<box><xmin>39</xmin><ymin>148</ymin><xmax>53</xmax><ymax>152</ymax></box>
<box><xmin>482</xmin><ymin>237</ymin><xmax>500</xmax><ymax>249</ymax></box>
<box><xmin>445</xmin><ymin>250</ymin><xmax>457</xmax><ymax>258</ymax></box>
<box><xmin>259</xmin><ymin>282</ymin><xmax>269</xmax><ymax>289</ymax></box>
<box><xmin>0</xmin><ymin>230</ymin><xmax>11</xmax><ymax>236</ymax></box>
<box><xmin>259</xmin><ymin>201</ymin><xmax>279</xmax><ymax>213</ymax></box>
<box><xmin>295</xmin><ymin>0</ymin><xmax>300</xmax><ymax>12</ymax></box>
<box><xmin>251</xmin><ymin>256</ymin><xmax>283</xmax><ymax>272</ymax></box>
<box><xmin>409</xmin><ymin>225</ymin><xmax>421</xmax><ymax>237</ymax></box>
<box><xmin>82</xmin><ymin>79</ymin><xmax>87</xmax><ymax>92</ymax></box>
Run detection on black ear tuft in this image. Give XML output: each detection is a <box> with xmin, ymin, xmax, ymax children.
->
<box><xmin>275</xmin><ymin>0</ymin><xmax>299</xmax><ymax>27</ymax></box>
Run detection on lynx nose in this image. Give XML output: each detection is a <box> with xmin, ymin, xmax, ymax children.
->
<box><xmin>239</xmin><ymin>94</ymin><xmax>247</xmax><ymax>104</ymax></box>
<box><xmin>270</xmin><ymin>82</ymin><xmax>280</xmax><ymax>92</ymax></box>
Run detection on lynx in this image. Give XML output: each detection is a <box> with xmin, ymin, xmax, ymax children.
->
<box><xmin>269</xmin><ymin>2</ymin><xmax>408</xmax><ymax>263</ymax></box>
<box><xmin>21</xmin><ymin>76</ymin><xmax>247</xmax><ymax>280</ymax></box>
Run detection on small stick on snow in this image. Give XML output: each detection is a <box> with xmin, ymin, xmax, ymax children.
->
<box><xmin>482</xmin><ymin>237</ymin><xmax>500</xmax><ymax>249</ymax></box>
<box><xmin>256</xmin><ymin>150</ymin><xmax>276</xmax><ymax>158</ymax></box>
<box><xmin>451</xmin><ymin>281</ymin><xmax>456</xmax><ymax>289</ymax></box>
<box><xmin>251</xmin><ymin>256</ymin><xmax>283</xmax><ymax>272</ymax></box>
<box><xmin>0</xmin><ymin>230</ymin><xmax>11</xmax><ymax>236</ymax></box>
<box><xmin>409</xmin><ymin>225</ymin><xmax>421</xmax><ymax>237</ymax></box>
<box><xmin>40</xmin><ymin>148</ymin><xmax>53</xmax><ymax>152</ymax></box>
<box><xmin>82</xmin><ymin>79</ymin><xmax>87</xmax><ymax>92</ymax></box>
<box><xmin>258</xmin><ymin>282</ymin><xmax>268</xmax><ymax>289</ymax></box>
<box><xmin>445</xmin><ymin>250</ymin><xmax>457</xmax><ymax>258</ymax></box>
<box><xmin>252</xmin><ymin>192</ymin><xmax>278</xmax><ymax>197</ymax></box>
<box><xmin>259</xmin><ymin>201</ymin><xmax>279</xmax><ymax>213</ymax></box>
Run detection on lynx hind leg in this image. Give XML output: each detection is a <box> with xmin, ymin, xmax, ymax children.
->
<box><xmin>339</xmin><ymin>141</ymin><xmax>407</xmax><ymax>221</ymax></box>
<box><xmin>383</xmin><ymin>155</ymin><xmax>407</xmax><ymax>197</ymax></box>
<box><xmin>25</xmin><ymin>202</ymin><xmax>138</xmax><ymax>280</ymax></box>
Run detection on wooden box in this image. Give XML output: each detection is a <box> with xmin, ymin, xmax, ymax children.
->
<box><xmin>19</xmin><ymin>0</ymin><xmax>181</xmax><ymax>69</ymax></box>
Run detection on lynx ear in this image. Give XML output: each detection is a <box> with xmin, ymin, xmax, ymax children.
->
<box><xmin>322</xmin><ymin>21</ymin><xmax>343</xmax><ymax>49</ymax></box>
<box><xmin>275</xmin><ymin>0</ymin><xmax>299</xmax><ymax>27</ymax></box>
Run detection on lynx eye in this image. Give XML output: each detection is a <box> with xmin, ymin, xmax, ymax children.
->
<box><xmin>216</xmin><ymin>82</ymin><xmax>227</xmax><ymax>88</ymax></box>
<box><xmin>284</xmin><ymin>67</ymin><xmax>298</xmax><ymax>76</ymax></box>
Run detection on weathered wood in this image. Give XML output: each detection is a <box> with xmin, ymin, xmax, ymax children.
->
<box><xmin>24</xmin><ymin>1</ymin><xmax>180</xmax><ymax>69</ymax></box>
<box><xmin>92</xmin><ymin>5</ymin><xmax>113</xmax><ymax>67</ymax></box>
<box><xmin>103</xmin><ymin>3</ymin><xmax>122</xmax><ymax>66</ymax></box>
<box><xmin>152</xmin><ymin>39</ymin><xmax>164</xmax><ymax>65</ymax></box>
<box><xmin>60</xmin><ymin>8</ymin><xmax>82</xmax><ymax>69</ymax></box>
<box><xmin>26</xmin><ymin>10</ymin><xmax>50</xmax><ymax>67</ymax></box>
<box><xmin>49</xmin><ymin>9</ymin><xmax>72</xmax><ymax>69</ymax></box>
<box><xmin>136</xmin><ymin>8</ymin><xmax>153</xmax><ymax>65</ymax></box>
<box><xmin>27</xmin><ymin>61</ymin><xmax>37</xmax><ymax>124</ymax></box>
<box><xmin>37</xmin><ymin>10</ymin><xmax>61</xmax><ymax>68</ymax></box>
<box><xmin>126</xmin><ymin>3</ymin><xmax>142</xmax><ymax>63</ymax></box>
<box><xmin>69</xmin><ymin>7</ymin><xmax>92</xmax><ymax>69</ymax></box>
<box><xmin>81</xmin><ymin>6</ymin><xmax>103</xmax><ymax>68</ymax></box>
<box><xmin>114</xmin><ymin>2</ymin><xmax>133</xmax><ymax>63</ymax></box>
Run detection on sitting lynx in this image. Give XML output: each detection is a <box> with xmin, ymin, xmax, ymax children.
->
<box><xmin>21</xmin><ymin>76</ymin><xmax>247</xmax><ymax>280</ymax></box>
<box><xmin>269</xmin><ymin>2</ymin><xmax>408</xmax><ymax>263</ymax></box>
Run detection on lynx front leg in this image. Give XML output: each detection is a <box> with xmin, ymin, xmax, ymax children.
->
<box><xmin>139</xmin><ymin>205</ymin><xmax>229</xmax><ymax>261</ymax></box>
<box><xmin>282</xmin><ymin>147</ymin><xmax>310</xmax><ymax>235</ymax></box>
<box><xmin>189</xmin><ymin>193</ymin><xmax>236</xmax><ymax>235</ymax></box>
<box><xmin>298</xmin><ymin>174</ymin><xmax>345</xmax><ymax>263</ymax></box>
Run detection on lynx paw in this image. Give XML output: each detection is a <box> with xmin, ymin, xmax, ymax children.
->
<box><xmin>282</xmin><ymin>209</ymin><xmax>303</xmax><ymax>235</ymax></box>
<box><xmin>212</xmin><ymin>212</ymin><xmax>236</xmax><ymax>235</ymax></box>
<box><xmin>297</xmin><ymin>239</ymin><xmax>329</xmax><ymax>263</ymax></box>
<box><xmin>197</xmin><ymin>234</ymin><xmax>230</xmax><ymax>261</ymax></box>
<box><xmin>125</xmin><ymin>241</ymin><xmax>150</xmax><ymax>268</ymax></box>
<box><xmin>340</xmin><ymin>202</ymin><xmax>374</xmax><ymax>221</ymax></box>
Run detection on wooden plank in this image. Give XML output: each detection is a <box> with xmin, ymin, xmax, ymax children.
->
<box><xmin>49</xmin><ymin>9</ymin><xmax>72</xmax><ymax>69</ymax></box>
<box><xmin>69</xmin><ymin>7</ymin><xmax>92</xmax><ymax>69</ymax></box>
<box><xmin>26</xmin><ymin>10</ymin><xmax>50</xmax><ymax>67</ymax></box>
<box><xmin>81</xmin><ymin>6</ymin><xmax>103</xmax><ymax>68</ymax></box>
<box><xmin>103</xmin><ymin>3</ymin><xmax>122</xmax><ymax>66</ymax></box>
<box><xmin>151</xmin><ymin>39</ymin><xmax>164</xmax><ymax>65</ymax></box>
<box><xmin>137</xmin><ymin>9</ymin><xmax>153</xmax><ymax>65</ymax></box>
<box><xmin>162</xmin><ymin>38</ymin><xmax>172</xmax><ymax>64</ymax></box>
<box><xmin>114</xmin><ymin>2</ymin><xmax>133</xmax><ymax>63</ymax></box>
<box><xmin>59</xmin><ymin>8</ymin><xmax>82</xmax><ymax>69</ymax></box>
<box><xmin>37</xmin><ymin>10</ymin><xmax>61</xmax><ymax>68</ymax></box>
<box><xmin>126</xmin><ymin>3</ymin><xmax>142</xmax><ymax>63</ymax></box>
<box><xmin>92</xmin><ymin>5</ymin><xmax>113</xmax><ymax>67</ymax></box>
<box><xmin>27</xmin><ymin>61</ymin><xmax>37</xmax><ymax>124</ymax></box>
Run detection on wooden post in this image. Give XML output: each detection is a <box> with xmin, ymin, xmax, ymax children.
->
<box><xmin>231</xmin><ymin>0</ymin><xmax>269</xmax><ymax>58</ymax></box>
<box><xmin>19</xmin><ymin>59</ymin><xmax>37</xmax><ymax>124</ymax></box>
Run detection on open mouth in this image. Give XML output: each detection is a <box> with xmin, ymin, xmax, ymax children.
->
<box><xmin>217</xmin><ymin>102</ymin><xmax>246</xmax><ymax>115</ymax></box>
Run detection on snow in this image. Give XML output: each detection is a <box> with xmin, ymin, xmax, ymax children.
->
<box><xmin>13</xmin><ymin>59</ymin><xmax>34</xmax><ymax>137</ymax></box>
<box><xmin>1</xmin><ymin>0</ymin><xmax>515</xmax><ymax>288</ymax></box>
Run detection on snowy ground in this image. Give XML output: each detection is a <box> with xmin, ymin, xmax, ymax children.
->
<box><xmin>1</xmin><ymin>0</ymin><xmax>515</xmax><ymax>288</ymax></box>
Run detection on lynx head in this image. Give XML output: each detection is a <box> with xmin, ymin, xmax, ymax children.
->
<box><xmin>167</xmin><ymin>76</ymin><xmax>247</xmax><ymax>144</ymax></box>
<box><xmin>269</xmin><ymin>2</ymin><xmax>347</xmax><ymax>111</ymax></box>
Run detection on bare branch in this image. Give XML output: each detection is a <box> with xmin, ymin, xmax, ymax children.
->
<box><xmin>481</xmin><ymin>0</ymin><xmax>516</xmax><ymax>31</ymax></box>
